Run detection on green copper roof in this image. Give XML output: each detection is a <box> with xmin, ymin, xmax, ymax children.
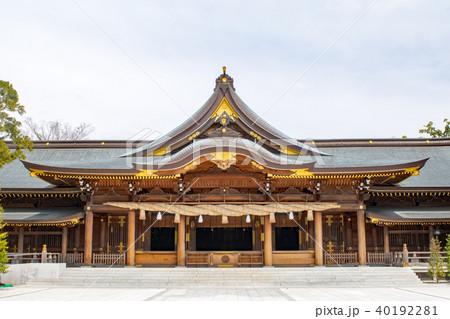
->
<box><xmin>0</xmin><ymin>141</ymin><xmax>449</xmax><ymax>189</ymax></box>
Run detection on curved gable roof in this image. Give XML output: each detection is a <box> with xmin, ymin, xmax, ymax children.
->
<box><xmin>122</xmin><ymin>71</ymin><xmax>328</xmax><ymax>158</ymax></box>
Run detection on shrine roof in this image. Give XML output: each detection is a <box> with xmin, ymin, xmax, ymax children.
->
<box><xmin>2</xmin><ymin>207</ymin><xmax>83</xmax><ymax>226</ymax></box>
<box><xmin>122</xmin><ymin>70</ymin><xmax>327</xmax><ymax>157</ymax></box>
<box><xmin>0</xmin><ymin>138</ymin><xmax>448</xmax><ymax>189</ymax></box>
<box><xmin>366</xmin><ymin>206</ymin><xmax>450</xmax><ymax>225</ymax></box>
<box><xmin>1</xmin><ymin>69</ymin><xmax>449</xmax><ymax>190</ymax></box>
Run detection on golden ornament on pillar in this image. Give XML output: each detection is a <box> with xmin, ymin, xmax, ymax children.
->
<box><xmin>118</xmin><ymin>216</ymin><xmax>126</xmax><ymax>227</ymax></box>
<box><xmin>326</xmin><ymin>215</ymin><xmax>333</xmax><ymax>227</ymax></box>
<box><xmin>117</xmin><ymin>242</ymin><xmax>125</xmax><ymax>254</ymax></box>
<box><xmin>326</xmin><ymin>241</ymin><xmax>334</xmax><ymax>253</ymax></box>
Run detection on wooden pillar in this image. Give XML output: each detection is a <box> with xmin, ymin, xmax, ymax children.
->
<box><xmin>177</xmin><ymin>215</ymin><xmax>186</xmax><ymax>266</ymax></box>
<box><xmin>33</xmin><ymin>234</ymin><xmax>38</xmax><ymax>252</ymax></box>
<box><xmin>346</xmin><ymin>217</ymin><xmax>353</xmax><ymax>250</ymax></box>
<box><xmin>127</xmin><ymin>210</ymin><xmax>136</xmax><ymax>266</ymax></box>
<box><xmin>357</xmin><ymin>210</ymin><xmax>367</xmax><ymax>265</ymax></box>
<box><xmin>119</xmin><ymin>216</ymin><xmax>125</xmax><ymax>249</ymax></box>
<box><xmin>314</xmin><ymin>211</ymin><xmax>323</xmax><ymax>266</ymax></box>
<box><xmin>254</xmin><ymin>218</ymin><xmax>262</xmax><ymax>251</ymax></box>
<box><xmin>429</xmin><ymin>226</ymin><xmax>434</xmax><ymax>247</ymax></box>
<box><xmin>61</xmin><ymin>227</ymin><xmax>68</xmax><ymax>255</ymax></box>
<box><xmin>371</xmin><ymin>226</ymin><xmax>378</xmax><ymax>250</ymax></box>
<box><xmin>18</xmin><ymin>227</ymin><xmax>24</xmax><ymax>254</ymax></box>
<box><xmin>264</xmin><ymin>216</ymin><xmax>272</xmax><ymax>266</ymax></box>
<box><xmin>74</xmin><ymin>224</ymin><xmax>81</xmax><ymax>251</ymax></box>
<box><xmin>189</xmin><ymin>217</ymin><xmax>196</xmax><ymax>251</ymax></box>
<box><xmin>307</xmin><ymin>220</ymin><xmax>314</xmax><ymax>249</ymax></box>
<box><xmin>342</xmin><ymin>215</ymin><xmax>347</xmax><ymax>251</ymax></box>
<box><xmin>84</xmin><ymin>210</ymin><xmax>94</xmax><ymax>266</ymax></box>
<box><xmin>383</xmin><ymin>225</ymin><xmax>389</xmax><ymax>254</ymax></box>
<box><xmin>99</xmin><ymin>217</ymin><xmax>106</xmax><ymax>252</ymax></box>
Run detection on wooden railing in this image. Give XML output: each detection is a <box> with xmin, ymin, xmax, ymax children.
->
<box><xmin>239</xmin><ymin>252</ymin><xmax>263</xmax><ymax>267</ymax></box>
<box><xmin>324</xmin><ymin>252</ymin><xmax>358</xmax><ymax>266</ymax></box>
<box><xmin>63</xmin><ymin>253</ymin><xmax>84</xmax><ymax>266</ymax></box>
<box><xmin>186</xmin><ymin>252</ymin><xmax>210</xmax><ymax>267</ymax></box>
<box><xmin>367</xmin><ymin>252</ymin><xmax>393</xmax><ymax>265</ymax></box>
<box><xmin>92</xmin><ymin>253</ymin><xmax>125</xmax><ymax>266</ymax></box>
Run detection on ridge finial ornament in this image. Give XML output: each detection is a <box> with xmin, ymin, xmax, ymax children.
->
<box><xmin>223</xmin><ymin>66</ymin><xmax>226</xmax><ymax>74</ymax></box>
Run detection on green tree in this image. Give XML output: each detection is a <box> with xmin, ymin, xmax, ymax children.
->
<box><xmin>445</xmin><ymin>234</ymin><xmax>450</xmax><ymax>278</ymax></box>
<box><xmin>0</xmin><ymin>81</ymin><xmax>33</xmax><ymax>165</ymax></box>
<box><xmin>0</xmin><ymin>80</ymin><xmax>33</xmax><ymax>276</ymax></box>
<box><xmin>419</xmin><ymin>118</ymin><xmax>450</xmax><ymax>138</ymax></box>
<box><xmin>0</xmin><ymin>211</ymin><xmax>8</xmax><ymax>275</ymax></box>
<box><xmin>428</xmin><ymin>237</ymin><xmax>445</xmax><ymax>283</ymax></box>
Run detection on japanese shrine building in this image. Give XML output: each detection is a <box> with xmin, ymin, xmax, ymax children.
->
<box><xmin>1</xmin><ymin>69</ymin><xmax>450</xmax><ymax>267</ymax></box>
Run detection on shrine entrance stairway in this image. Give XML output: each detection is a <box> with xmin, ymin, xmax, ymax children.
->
<box><xmin>25</xmin><ymin>267</ymin><xmax>423</xmax><ymax>288</ymax></box>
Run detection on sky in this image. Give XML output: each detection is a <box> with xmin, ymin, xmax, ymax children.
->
<box><xmin>1</xmin><ymin>0</ymin><xmax>449</xmax><ymax>140</ymax></box>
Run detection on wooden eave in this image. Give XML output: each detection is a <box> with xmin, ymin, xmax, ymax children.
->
<box><xmin>269</xmin><ymin>158</ymin><xmax>428</xmax><ymax>185</ymax></box>
<box><xmin>20</xmin><ymin>160</ymin><xmax>179</xmax><ymax>187</ymax></box>
<box><xmin>369</xmin><ymin>186</ymin><xmax>450</xmax><ymax>197</ymax></box>
<box><xmin>133</xmin><ymin>144</ymin><xmax>316</xmax><ymax>173</ymax></box>
<box><xmin>22</xmin><ymin>160</ymin><xmax>139</xmax><ymax>175</ymax></box>
<box><xmin>21</xmin><ymin>152</ymin><xmax>427</xmax><ymax>187</ymax></box>
<box><xmin>310</xmin><ymin>158</ymin><xmax>428</xmax><ymax>174</ymax></box>
<box><xmin>0</xmin><ymin>187</ymin><xmax>81</xmax><ymax>194</ymax></box>
<box><xmin>368</xmin><ymin>214</ymin><xmax>450</xmax><ymax>226</ymax></box>
<box><xmin>0</xmin><ymin>187</ymin><xmax>82</xmax><ymax>197</ymax></box>
<box><xmin>4</xmin><ymin>213</ymin><xmax>84</xmax><ymax>227</ymax></box>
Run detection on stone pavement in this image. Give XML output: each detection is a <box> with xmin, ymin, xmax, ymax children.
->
<box><xmin>1</xmin><ymin>285</ymin><xmax>449</xmax><ymax>301</ymax></box>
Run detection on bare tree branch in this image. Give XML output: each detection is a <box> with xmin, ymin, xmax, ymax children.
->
<box><xmin>23</xmin><ymin>118</ymin><xmax>95</xmax><ymax>140</ymax></box>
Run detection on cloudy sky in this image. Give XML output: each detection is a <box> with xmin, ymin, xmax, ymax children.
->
<box><xmin>1</xmin><ymin>0</ymin><xmax>449</xmax><ymax>140</ymax></box>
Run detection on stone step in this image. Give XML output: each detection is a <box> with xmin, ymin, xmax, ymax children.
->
<box><xmin>59</xmin><ymin>274</ymin><xmax>419</xmax><ymax>278</ymax></box>
<box><xmin>61</xmin><ymin>271</ymin><xmax>412</xmax><ymax>275</ymax></box>
<box><xmin>57</xmin><ymin>276</ymin><xmax>418</xmax><ymax>283</ymax></box>
<box><xmin>50</xmin><ymin>277</ymin><xmax>419</xmax><ymax>283</ymax></box>
<box><xmin>56</xmin><ymin>276</ymin><xmax>418</xmax><ymax>281</ymax></box>
<box><xmin>26</xmin><ymin>282</ymin><xmax>422</xmax><ymax>288</ymax></box>
<box><xmin>63</xmin><ymin>266</ymin><xmax>409</xmax><ymax>270</ymax></box>
<box><xmin>63</xmin><ymin>268</ymin><xmax>412</xmax><ymax>272</ymax></box>
<box><xmin>62</xmin><ymin>269</ymin><xmax>412</xmax><ymax>272</ymax></box>
<box><xmin>26</xmin><ymin>267</ymin><xmax>422</xmax><ymax>288</ymax></box>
